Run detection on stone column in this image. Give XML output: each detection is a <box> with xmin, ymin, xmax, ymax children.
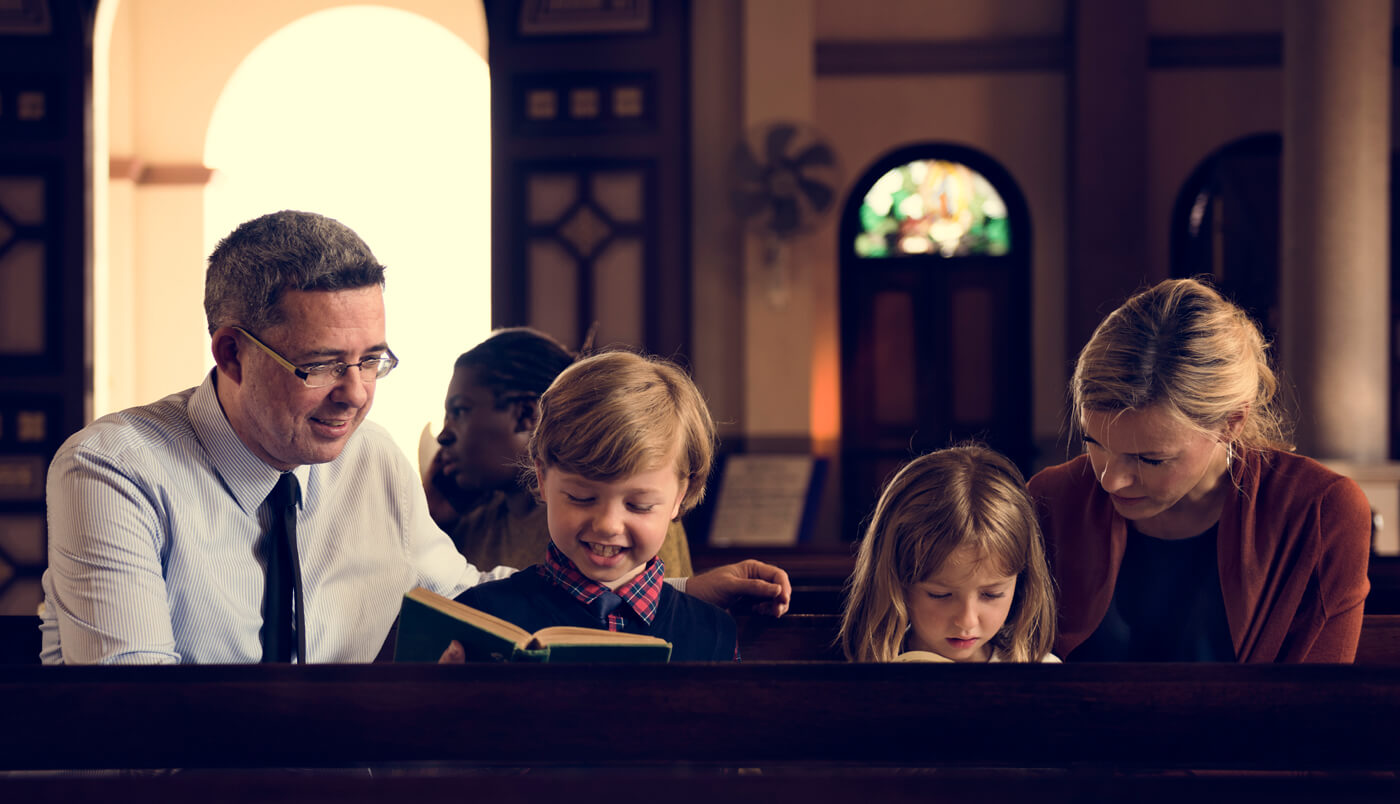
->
<box><xmin>1280</xmin><ymin>0</ymin><xmax>1392</xmax><ymax>462</ymax></box>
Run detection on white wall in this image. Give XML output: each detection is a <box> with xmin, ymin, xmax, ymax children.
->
<box><xmin>98</xmin><ymin>0</ymin><xmax>490</xmax><ymax>467</ymax></box>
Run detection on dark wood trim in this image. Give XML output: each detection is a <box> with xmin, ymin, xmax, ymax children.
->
<box><xmin>4</xmin><ymin>663</ymin><xmax>1400</xmax><ymax>770</ymax></box>
<box><xmin>108</xmin><ymin>158</ymin><xmax>216</xmax><ymax>186</ymax></box>
<box><xmin>2</xmin><ymin>768</ymin><xmax>1397</xmax><ymax>804</ymax></box>
<box><xmin>815</xmin><ymin>32</ymin><xmax>1400</xmax><ymax>76</ymax></box>
<box><xmin>816</xmin><ymin>37</ymin><xmax>1067</xmax><ymax>76</ymax></box>
<box><xmin>1148</xmin><ymin>34</ymin><xmax>1282</xmax><ymax>69</ymax></box>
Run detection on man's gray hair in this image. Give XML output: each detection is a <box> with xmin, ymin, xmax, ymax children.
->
<box><xmin>203</xmin><ymin>210</ymin><xmax>387</xmax><ymax>335</ymax></box>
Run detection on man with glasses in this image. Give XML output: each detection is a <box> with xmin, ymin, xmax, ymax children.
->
<box><xmin>39</xmin><ymin>210</ymin><xmax>789</xmax><ymax>664</ymax></box>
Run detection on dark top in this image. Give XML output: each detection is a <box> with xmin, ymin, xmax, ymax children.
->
<box><xmin>1073</xmin><ymin>524</ymin><xmax>1235</xmax><ymax>662</ymax></box>
<box><xmin>457</xmin><ymin>570</ymin><xmax>738</xmax><ymax>662</ymax></box>
<box><xmin>1029</xmin><ymin>451</ymin><xmax>1371</xmax><ymax>662</ymax></box>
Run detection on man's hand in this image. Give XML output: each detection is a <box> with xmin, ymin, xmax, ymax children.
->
<box><xmin>438</xmin><ymin>640</ymin><xmax>465</xmax><ymax>663</ymax></box>
<box><xmin>685</xmin><ymin>560</ymin><xmax>791</xmax><ymax>617</ymax></box>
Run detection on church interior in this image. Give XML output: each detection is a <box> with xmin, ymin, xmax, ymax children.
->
<box><xmin>2</xmin><ymin>0</ymin><xmax>1400</xmax><ymax>797</ymax></box>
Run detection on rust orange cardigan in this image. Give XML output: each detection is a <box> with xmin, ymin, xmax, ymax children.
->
<box><xmin>1028</xmin><ymin>450</ymin><xmax>1371</xmax><ymax>662</ymax></box>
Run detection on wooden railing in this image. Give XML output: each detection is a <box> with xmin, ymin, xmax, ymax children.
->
<box><xmin>2</xmin><ymin>663</ymin><xmax>1399</xmax><ymax>772</ymax></box>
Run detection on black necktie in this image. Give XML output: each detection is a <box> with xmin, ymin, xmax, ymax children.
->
<box><xmin>261</xmin><ymin>472</ymin><xmax>303</xmax><ymax>662</ymax></box>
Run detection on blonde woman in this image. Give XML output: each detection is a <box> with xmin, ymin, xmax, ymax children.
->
<box><xmin>1030</xmin><ymin>278</ymin><xmax>1371</xmax><ymax>662</ymax></box>
<box><xmin>839</xmin><ymin>445</ymin><xmax>1058</xmax><ymax>663</ymax></box>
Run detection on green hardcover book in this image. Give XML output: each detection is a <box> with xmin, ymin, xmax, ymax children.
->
<box><xmin>393</xmin><ymin>587</ymin><xmax>673</xmax><ymax>663</ymax></box>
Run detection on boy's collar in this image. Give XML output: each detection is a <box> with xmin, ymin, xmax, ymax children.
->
<box><xmin>540</xmin><ymin>542</ymin><xmax>665</xmax><ymax>626</ymax></box>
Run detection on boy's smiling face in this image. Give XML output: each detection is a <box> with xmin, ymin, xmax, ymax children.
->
<box><xmin>538</xmin><ymin>461</ymin><xmax>686</xmax><ymax>587</ymax></box>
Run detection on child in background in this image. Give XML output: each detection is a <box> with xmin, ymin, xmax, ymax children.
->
<box><xmin>838</xmin><ymin>445</ymin><xmax>1059</xmax><ymax>663</ymax></box>
<box><xmin>426</xmin><ymin>327</ymin><xmax>694</xmax><ymax>576</ymax></box>
<box><xmin>455</xmin><ymin>350</ymin><xmax>736</xmax><ymax>661</ymax></box>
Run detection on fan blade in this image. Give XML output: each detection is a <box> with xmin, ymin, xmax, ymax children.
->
<box><xmin>771</xmin><ymin>195</ymin><xmax>801</xmax><ymax>236</ymax></box>
<box><xmin>792</xmin><ymin>141</ymin><xmax>835</xmax><ymax>169</ymax></box>
<box><xmin>764</xmin><ymin>124</ymin><xmax>798</xmax><ymax>166</ymax></box>
<box><xmin>797</xmin><ymin>177</ymin><xmax>834</xmax><ymax>212</ymax></box>
<box><xmin>731</xmin><ymin>188</ymin><xmax>770</xmax><ymax>220</ymax></box>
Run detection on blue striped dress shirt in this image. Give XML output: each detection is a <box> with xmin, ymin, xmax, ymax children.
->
<box><xmin>39</xmin><ymin>372</ymin><xmax>512</xmax><ymax>664</ymax></box>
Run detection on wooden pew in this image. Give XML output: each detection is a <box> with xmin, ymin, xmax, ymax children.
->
<box><xmin>10</xmin><ymin>611</ymin><xmax>1400</xmax><ymax>667</ymax></box>
<box><xmin>690</xmin><ymin>545</ymin><xmax>856</xmax><ymax>587</ymax></box>
<box><xmin>788</xmin><ymin>584</ymin><xmax>844</xmax><ymax>614</ymax></box>
<box><xmin>740</xmin><ymin>613</ymin><xmax>1400</xmax><ymax>664</ymax></box>
<box><xmin>737</xmin><ymin>613</ymin><xmax>841</xmax><ymax>660</ymax></box>
<box><xmin>2</xmin><ymin>663</ymin><xmax>1399</xmax><ymax>771</ymax></box>
<box><xmin>1367</xmin><ymin>555</ymin><xmax>1400</xmax><ymax>613</ymax></box>
<box><xmin>0</xmin><ymin>614</ymin><xmax>37</xmax><ymax>665</ymax></box>
<box><xmin>2</xmin><ymin>766</ymin><xmax>1397</xmax><ymax>804</ymax></box>
<box><xmin>1356</xmin><ymin>614</ymin><xmax>1400</xmax><ymax>663</ymax></box>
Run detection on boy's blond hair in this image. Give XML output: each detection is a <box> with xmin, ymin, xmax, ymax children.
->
<box><xmin>838</xmin><ymin>445</ymin><xmax>1057</xmax><ymax>663</ymax></box>
<box><xmin>526</xmin><ymin>350</ymin><xmax>716</xmax><ymax>515</ymax></box>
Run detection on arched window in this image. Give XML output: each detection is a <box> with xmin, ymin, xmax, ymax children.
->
<box><xmin>854</xmin><ymin>158</ymin><xmax>1011</xmax><ymax>259</ymax></box>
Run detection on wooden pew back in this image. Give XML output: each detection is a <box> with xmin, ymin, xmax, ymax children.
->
<box><xmin>740</xmin><ymin>613</ymin><xmax>1400</xmax><ymax>663</ymax></box>
<box><xmin>3</xmin><ymin>663</ymin><xmax>1399</xmax><ymax>771</ymax></box>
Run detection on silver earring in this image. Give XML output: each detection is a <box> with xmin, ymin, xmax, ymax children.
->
<box><xmin>1226</xmin><ymin>442</ymin><xmax>1234</xmax><ymax>469</ymax></box>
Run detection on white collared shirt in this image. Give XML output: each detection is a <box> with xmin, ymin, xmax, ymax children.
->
<box><xmin>40</xmin><ymin>372</ymin><xmax>511</xmax><ymax>664</ymax></box>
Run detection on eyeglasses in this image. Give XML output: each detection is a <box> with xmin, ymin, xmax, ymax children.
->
<box><xmin>232</xmin><ymin>326</ymin><xmax>399</xmax><ymax>388</ymax></box>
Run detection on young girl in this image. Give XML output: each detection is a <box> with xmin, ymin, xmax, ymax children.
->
<box><xmin>456</xmin><ymin>349</ymin><xmax>737</xmax><ymax>661</ymax></box>
<box><xmin>838</xmin><ymin>445</ymin><xmax>1058</xmax><ymax>663</ymax></box>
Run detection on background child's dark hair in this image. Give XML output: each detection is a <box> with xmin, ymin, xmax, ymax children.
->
<box><xmin>837</xmin><ymin>444</ymin><xmax>1057</xmax><ymax>662</ymax></box>
<box><xmin>454</xmin><ymin>327</ymin><xmax>575</xmax><ymax>407</ymax></box>
<box><xmin>525</xmin><ymin>349</ymin><xmax>717</xmax><ymax>515</ymax></box>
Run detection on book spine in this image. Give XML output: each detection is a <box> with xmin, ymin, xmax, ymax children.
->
<box><xmin>511</xmin><ymin>647</ymin><xmax>551</xmax><ymax>663</ymax></box>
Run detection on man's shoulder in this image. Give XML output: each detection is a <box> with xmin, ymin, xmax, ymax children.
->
<box><xmin>58</xmin><ymin>387</ymin><xmax>200</xmax><ymax>462</ymax></box>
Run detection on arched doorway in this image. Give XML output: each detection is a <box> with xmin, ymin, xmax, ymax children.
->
<box><xmin>1170</xmin><ymin>133</ymin><xmax>1400</xmax><ymax>460</ymax></box>
<box><xmin>94</xmin><ymin>1</ymin><xmax>491</xmax><ymax>469</ymax></box>
<box><xmin>203</xmin><ymin>6</ymin><xmax>490</xmax><ymax>467</ymax></box>
<box><xmin>1169</xmin><ymin>133</ymin><xmax>1282</xmax><ymax>341</ymax></box>
<box><xmin>838</xmin><ymin>143</ymin><xmax>1033</xmax><ymax>536</ymax></box>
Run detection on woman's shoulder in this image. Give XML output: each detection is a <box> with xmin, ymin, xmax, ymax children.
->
<box><xmin>1027</xmin><ymin>454</ymin><xmax>1095</xmax><ymax>496</ymax></box>
<box><xmin>1242</xmin><ymin>449</ymin><xmax>1371</xmax><ymax>533</ymax></box>
<box><xmin>1249</xmin><ymin>449</ymin><xmax>1367</xmax><ymax>504</ymax></box>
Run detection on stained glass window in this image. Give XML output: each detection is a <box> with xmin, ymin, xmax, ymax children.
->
<box><xmin>854</xmin><ymin>159</ymin><xmax>1011</xmax><ymax>258</ymax></box>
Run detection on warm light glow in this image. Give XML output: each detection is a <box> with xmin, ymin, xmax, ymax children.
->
<box><xmin>204</xmin><ymin>7</ymin><xmax>491</xmax><ymax>469</ymax></box>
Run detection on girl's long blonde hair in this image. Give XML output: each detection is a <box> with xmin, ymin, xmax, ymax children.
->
<box><xmin>838</xmin><ymin>445</ymin><xmax>1056</xmax><ymax>662</ymax></box>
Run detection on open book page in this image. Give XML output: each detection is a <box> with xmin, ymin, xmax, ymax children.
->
<box><xmin>528</xmin><ymin>625</ymin><xmax>670</xmax><ymax>647</ymax></box>
<box><xmin>395</xmin><ymin>588</ymin><xmax>673</xmax><ymax>662</ymax></box>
